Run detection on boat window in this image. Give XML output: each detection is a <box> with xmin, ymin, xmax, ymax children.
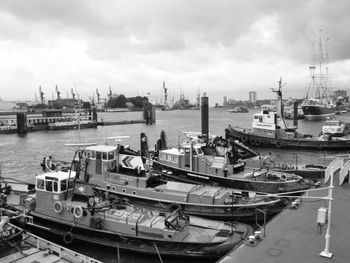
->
<box><xmin>259</xmin><ymin>116</ymin><xmax>263</xmax><ymax>122</ymax></box>
<box><xmin>61</xmin><ymin>179</ymin><xmax>67</xmax><ymax>191</ymax></box>
<box><xmin>68</xmin><ymin>178</ymin><xmax>74</xmax><ymax>189</ymax></box>
<box><xmin>45</xmin><ymin>180</ymin><xmax>53</xmax><ymax>192</ymax></box>
<box><xmin>53</xmin><ymin>181</ymin><xmax>58</xmax><ymax>192</ymax></box>
<box><xmin>37</xmin><ymin>179</ymin><xmax>44</xmax><ymax>190</ymax></box>
<box><xmin>254</xmin><ymin>115</ymin><xmax>259</xmax><ymax>119</ymax></box>
<box><xmin>102</xmin><ymin>152</ymin><xmax>107</xmax><ymax>161</ymax></box>
<box><xmin>96</xmin><ymin>152</ymin><xmax>101</xmax><ymax>160</ymax></box>
<box><xmin>108</xmin><ymin>151</ymin><xmax>115</xmax><ymax>160</ymax></box>
<box><xmin>167</xmin><ymin>154</ymin><xmax>172</xmax><ymax>162</ymax></box>
<box><xmin>172</xmin><ymin>155</ymin><xmax>178</xmax><ymax>163</ymax></box>
<box><xmin>159</xmin><ymin>153</ymin><xmax>166</xmax><ymax>160</ymax></box>
<box><xmin>91</xmin><ymin>150</ymin><xmax>96</xmax><ymax>159</ymax></box>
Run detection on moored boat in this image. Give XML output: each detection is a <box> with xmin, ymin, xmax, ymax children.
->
<box><xmin>1</xmin><ymin>170</ymin><xmax>253</xmax><ymax>259</ymax></box>
<box><xmin>0</xmin><ymin>213</ymin><xmax>101</xmax><ymax>263</ymax></box>
<box><xmin>58</xmin><ymin>143</ymin><xmax>287</xmax><ymax>221</ymax></box>
<box><xmin>300</xmin><ymin>32</ymin><xmax>336</xmax><ymax>120</ymax></box>
<box><xmin>225</xmin><ymin>79</ymin><xmax>350</xmax><ymax>150</ymax></box>
<box><xmin>321</xmin><ymin>119</ymin><xmax>350</xmax><ymax>137</ymax></box>
<box><xmin>151</xmin><ymin>131</ymin><xmax>312</xmax><ymax>194</ymax></box>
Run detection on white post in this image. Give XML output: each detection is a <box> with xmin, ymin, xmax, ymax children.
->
<box><xmin>320</xmin><ymin>166</ymin><xmax>334</xmax><ymax>258</ymax></box>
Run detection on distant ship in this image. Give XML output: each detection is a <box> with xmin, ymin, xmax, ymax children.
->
<box><xmin>301</xmin><ymin>31</ymin><xmax>336</xmax><ymax>120</ymax></box>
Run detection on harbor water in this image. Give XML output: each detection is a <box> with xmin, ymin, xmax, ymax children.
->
<box><xmin>1</xmin><ymin>108</ymin><xmax>349</xmax><ymax>262</ymax></box>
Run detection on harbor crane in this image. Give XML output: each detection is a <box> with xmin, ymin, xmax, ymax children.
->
<box><xmin>55</xmin><ymin>85</ymin><xmax>61</xmax><ymax>99</ymax></box>
<box><xmin>163</xmin><ymin>81</ymin><xmax>168</xmax><ymax>106</ymax></box>
<box><xmin>39</xmin><ymin>86</ymin><xmax>45</xmax><ymax>104</ymax></box>
<box><xmin>108</xmin><ymin>86</ymin><xmax>113</xmax><ymax>98</ymax></box>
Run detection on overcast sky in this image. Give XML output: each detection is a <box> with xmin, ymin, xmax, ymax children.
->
<box><xmin>1</xmin><ymin>0</ymin><xmax>350</xmax><ymax>105</ymax></box>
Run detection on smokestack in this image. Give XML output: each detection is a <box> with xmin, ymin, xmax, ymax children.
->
<box><xmin>201</xmin><ymin>94</ymin><xmax>209</xmax><ymax>143</ymax></box>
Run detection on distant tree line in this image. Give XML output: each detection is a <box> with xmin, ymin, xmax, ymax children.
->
<box><xmin>107</xmin><ymin>95</ymin><xmax>149</xmax><ymax>109</ymax></box>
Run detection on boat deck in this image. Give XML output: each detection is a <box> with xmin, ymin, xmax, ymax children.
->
<box><xmin>219</xmin><ymin>183</ymin><xmax>350</xmax><ymax>263</ymax></box>
<box><xmin>1</xmin><ymin>227</ymin><xmax>102</xmax><ymax>263</ymax></box>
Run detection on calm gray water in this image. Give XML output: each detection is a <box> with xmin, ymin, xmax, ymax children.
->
<box><xmin>1</xmin><ymin>108</ymin><xmax>349</xmax><ymax>262</ymax></box>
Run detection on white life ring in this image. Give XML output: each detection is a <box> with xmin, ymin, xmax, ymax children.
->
<box><xmin>73</xmin><ymin>206</ymin><xmax>83</xmax><ymax>219</ymax></box>
<box><xmin>330</xmin><ymin>127</ymin><xmax>335</xmax><ymax>133</ymax></box>
<box><xmin>281</xmin><ymin>174</ymin><xmax>287</xmax><ymax>181</ymax></box>
<box><xmin>110</xmin><ymin>161</ymin><xmax>116</xmax><ymax>170</ymax></box>
<box><xmin>53</xmin><ymin>201</ymin><xmax>63</xmax><ymax>214</ymax></box>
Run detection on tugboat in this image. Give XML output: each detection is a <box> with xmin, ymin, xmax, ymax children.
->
<box><xmin>50</xmin><ymin>143</ymin><xmax>287</xmax><ymax>222</ymax></box>
<box><xmin>152</xmin><ymin>131</ymin><xmax>312</xmax><ymax>194</ymax></box>
<box><xmin>225</xmin><ymin>78</ymin><xmax>350</xmax><ymax>150</ymax></box>
<box><xmin>1</xmin><ymin>171</ymin><xmax>253</xmax><ymax>259</ymax></box>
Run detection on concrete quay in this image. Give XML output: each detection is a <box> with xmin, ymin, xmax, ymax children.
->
<box><xmin>219</xmin><ymin>183</ymin><xmax>350</xmax><ymax>263</ymax></box>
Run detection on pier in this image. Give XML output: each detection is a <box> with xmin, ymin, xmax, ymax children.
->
<box><xmin>219</xmin><ymin>173</ymin><xmax>350</xmax><ymax>263</ymax></box>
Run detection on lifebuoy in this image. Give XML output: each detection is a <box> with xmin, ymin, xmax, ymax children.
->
<box><xmin>63</xmin><ymin>232</ymin><xmax>74</xmax><ymax>245</ymax></box>
<box><xmin>255</xmin><ymin>140</ymin><xmax>262</xmax><ymax>146</ymax></box>
<box><xmin>88</xmin><ymin>197</ymin><xmax>95</xmax><ymax>207</ymax></box>
<box><xmin>53</xmin><ymin>201</ymin><xmax>63</xmax><ymax>214</ymax></box>
<box><xmin>281</xmin><ymin>174</ymin><xmax>287</xmax><ymax>181</ymax></box>
<box><xmin>110</xmin><ymin>161</ymin><xmax>116</xmax><ymax>170</ymax></box>
<box><xmin>276</xmin><ymin>141</ymin><xmax>282</xmax><ymax>148</ymax></box>
<box><xmin>250</xmin><ymin>139</ymin><xmax>255</xmax><ymax>145</ymax></box>
<box><xmin>73</xmin><ymin>206</ymin><xmax>83</xmax><ymax>219</ymax></box>
<box><xmin>242</xmin><ymin>136</ymin><xmax>248</xmax><ymax>143</ymax></box>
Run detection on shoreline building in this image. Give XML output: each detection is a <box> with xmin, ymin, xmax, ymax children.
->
<box><xmin>249</xmin><ymin>91</ymin><xmax>256</xmax><ymax>103</ymax></box>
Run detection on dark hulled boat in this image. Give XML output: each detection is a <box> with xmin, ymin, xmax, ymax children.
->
<box><xmin>1</xmin><ymin>171</ymin><xmax>253</xmax><ymax>260</ymax></box>
<box><xmin>151</xmin><ymin>132</ymin><xmax>312</xmax><ymax>194</ymax></box>
<box><xmin>225</xmin><ymin>79</ymin><xmax>350</xmax><ymax>150</ymax></box>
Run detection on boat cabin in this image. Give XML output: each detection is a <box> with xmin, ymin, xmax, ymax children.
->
<box><xmin>322</xmin><ymin>119</ymin><xmax>350</xmax><ymax>136</ymax></box>
<box><xmin>158</xmin><ymin>143</ymin><xmax>241</xmax><ymax>176</ymax></box>
<box><xmin>252</xmin><ymin>110</ymin><xmax>296</xmax><ymax>139</ymax></box>
<box><xmin>83</xmin><ymin>145</ymin><xmax>144</xmax><ymax>177</ymax></box>
<box><xmin>33</xmin><ymin>171</ymin><xmax>76</xmax><ymax>215</ymax></box>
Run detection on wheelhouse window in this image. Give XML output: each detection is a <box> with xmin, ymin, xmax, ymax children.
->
<box><xmin>108</xmin><ymin>151</ymin><xmax>115</xmax><ymax>160</ymax></box>
<box><xmin>45</xmin><ymin>180</ymin><xmax>53</xmax><ymax>192</ymax></box>
<box><xmin>53</xmin><ymin>181</ymin><xmax>58</xmax><ymax>192</ymax></box>
<box><xmin>37</xmin><ymin>179</ymin><xmax>44</xmax><ymax>190</ymax></box>
<box><xmin>61</xmin><ymin>179</ymin><xmax>67</xmax><ymax>191</ymax></box>
<box><xmin>102</xmin><ymin>152</ymin><xmax>107</xmax><ymax>161</ymax></box>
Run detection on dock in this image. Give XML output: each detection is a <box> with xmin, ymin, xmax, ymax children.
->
<box><xmin>219</xmin><ymin>182</ymin><xmax>350</xmax><ymax>263</ymax></box>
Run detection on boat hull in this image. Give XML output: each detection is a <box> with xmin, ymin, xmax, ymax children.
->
<box><xmin>47</xmin><ymin>122</ymin><xmax>97</xmax><ymax>130</ymax></box>
<box><xmin>301</xmin><ymin>105</ymin><xmax>335</xmax><ymax>120</ymax></box>
<box><xmin>11</xmin><ymin>212</ymin><xmax>251</xmax><ymax>259</ymax></box>
<box><xmin>92</xmin><ymin>183</ymin><xmax>286</xmax><ymax>222</ymax></box>
<box><xmin>152</xmin><ymin>160</ymin><xmax>310</xmax><ymax>194</ymax></box>
<box><xmin>225</xmin><ymin>126</ymin><xmax>350</xmax><ymax>150</ymax></box>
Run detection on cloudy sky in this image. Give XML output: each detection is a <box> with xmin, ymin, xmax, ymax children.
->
<box><xmin>1</xmin><ymin>0</ymin><xmax>350</xmax><ymax>105</ymax></box>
